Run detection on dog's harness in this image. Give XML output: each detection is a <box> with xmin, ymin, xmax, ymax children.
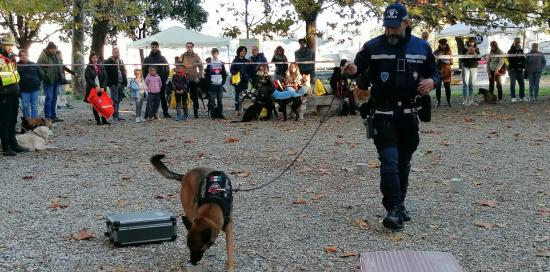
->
<box><xmin>197</xmin><ymin>171</ymin><xmax>233</xmax><ymax>228</ymax></box>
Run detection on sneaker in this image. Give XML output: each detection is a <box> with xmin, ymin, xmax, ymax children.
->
<box><xmin>511</xmin><ymin>98</ymin><xmax>518</xmax><ymax>103</ymax></box>
<box><xmin>382</xmin><ymin>207</ymin><xmax>404</xmax><ymax>230</ymax></box>
<box><xmin>53</xmin><ymin>117</ymin><xmax>64</xmax><ymax>122</ymax></box>
<box><xmin>135</xmin><ymin>117</ymin><xmax>141</xmax><ymax>123</ymax></box>
<box><xmin>523</xmin><ymin>97</ymin><xmax>530</xmax><ymax>102</ymax></box>
<box><xmin>140</xmin><ymin>117</ymin><xmax>145</xmax><ymax>122</ymax></box>
<box><xmin>462</xmin><ymin>98</ymin><xmax>468</xmax><ymax>106</ymax></box>
<box><xmin>399</xmin><ymin>205</ymin><xmax>411</xmax><ymax>222</ymax></box>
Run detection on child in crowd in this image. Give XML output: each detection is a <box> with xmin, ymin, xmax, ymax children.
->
<box><xmin>129</xmin><ymin>68</ymin><xmax>148</xmax><ymax>123</ymax></box>
<box><xmin>145</xmin><ymin>67</ymin><xmax>162</xmax><ymax>120</ymax></box>
<box><xmin>172</xmin><ymin>65</ymin><xmax>189</xmax><ymax>121</ymax></box>
<box><xmin>205</xmin><ymin>48</ymin><xmax>227</xmax><ymax>119</ymax></box>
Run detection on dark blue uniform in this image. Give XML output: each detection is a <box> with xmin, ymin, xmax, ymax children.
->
<box><xmin>354</xmin><ymin>29</ymin><xmax>439</xmax><ymax>214</ymax></box>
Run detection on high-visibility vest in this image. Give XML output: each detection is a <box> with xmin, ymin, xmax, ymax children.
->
<box><xmin>0</xmin><ymin>55</ymin><xmax>20</xmax><ymax>86</ymax></box>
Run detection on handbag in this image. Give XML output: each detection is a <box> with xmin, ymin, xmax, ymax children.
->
<box><xmin>87</xmin><ymin>88</ymin><xmax>114</xmax><ymax>119</ymax></box>
<box><xmin>170</xmin><ymin>91</ymin><xmax>177</xmax><ymax>109</ymax></box>
<box><xmin>231</xmin><ymin>72</ymin><xmax>241</xmax><ymax>85</ymax></box>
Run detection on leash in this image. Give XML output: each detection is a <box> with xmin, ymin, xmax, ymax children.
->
<box><xmin>232</xmin><ymin>88</ymin><xmax>346</xmax><ymax>193</ymax></box>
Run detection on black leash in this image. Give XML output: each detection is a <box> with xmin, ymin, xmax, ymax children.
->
<box><xmin>232</xmin><ymin>91</ymin><xmax>346</xmax><ymax>193</ymax></box>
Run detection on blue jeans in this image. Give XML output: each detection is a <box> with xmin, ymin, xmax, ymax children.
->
<box><xmin>373</xmin><ymin>116</ymin><xmax>419</xmax><ymax>210</ymax></box>
<box><xmin>462</xmin><ymin>67</ymin><xmax>477</xmax><ymax>97</ymax></box>
<box><xmin>20</xmin><ymin>90</ymin><xmax>40</xmax><ymax>119</ymax></box>
<box><xmin>528</xmin><ymin>72</ymin><xmax>542</xmax><ymax>99</ymax></box>
<box><xmin>43</xmin><ymin>83</ymin><xmax>59</xmax><ymax>119</ymax></box>
<box><xmin>110</xmin><ymin>84</ymin><xmax>125</xmax><ymax>119</ymax></box>
<box><xmin>509</xmin><ymin>70</ymin><xmax>525</xmax><ymax>98</ymax></box>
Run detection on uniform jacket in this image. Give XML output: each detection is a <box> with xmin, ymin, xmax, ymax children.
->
<box><xmin>354</xmin><ymin>29</ymin><xmax>439</xmax><ymax>107</ymax></box>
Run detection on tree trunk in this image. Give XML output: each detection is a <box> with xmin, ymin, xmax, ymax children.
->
<box><xmin>71</xmin><ymin>0</ymin><xmax>86</xmax><ymax>99</ymax></box>
<box><xmin>91</xmin><ymin>19</ymin><xmax>109</xmax><ymax>61</ymax></box>
<box><xmin>245</xmin><ymin>0</ymin><xmax>250</xmax><ymax>39</ymax></box>
<box><xmin>305</xmin><ymin>17</ymin><xmax>317</xmax><ymax>69</ymax></box>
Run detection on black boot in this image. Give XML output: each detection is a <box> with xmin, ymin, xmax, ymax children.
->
<box><xmin>3</xmin><ymin>146</ymin><xmax>16</xmax><ymax>156</ymax></box>
<box><xmin>12</xmin><ymin>143</ymin><xmax>28</xmax><ymax>153</ymax></box>
<box><xmin>399</xmin><ymin>204</ymin><xmax>411</xmax><ymax>222</ymax></box>
<box><xmin>194</xmin><ymin>109</ymin><xmax>198</xmax><ymax>119</ymax></box>
<box><xmin>383</xmin><ymin>206</ymin><xmax>404</xmax><ymax>230</ymax></box>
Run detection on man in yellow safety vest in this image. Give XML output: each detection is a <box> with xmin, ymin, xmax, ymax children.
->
<box><xmin>0</xmin><ymin>33</ymin><xmax>26</xmax><ymax>156</ymax></box>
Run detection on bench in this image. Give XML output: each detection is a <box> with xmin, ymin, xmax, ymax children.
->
<box><xmin>241</xmin><ymin>94</ymin><xmax>342</xmax><ymax>119</ymax></box>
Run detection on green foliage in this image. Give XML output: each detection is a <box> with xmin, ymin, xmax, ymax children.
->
<box><xmin>0</xmin><ymin>0</ymin><xmax>67</xmax><ymax>49</ymax></box>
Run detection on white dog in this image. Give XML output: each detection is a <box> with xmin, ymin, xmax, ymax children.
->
<box><xmin>16</xmin><ymin>126</ymin><xmax>57</xmax><ymax>151</ymax></box>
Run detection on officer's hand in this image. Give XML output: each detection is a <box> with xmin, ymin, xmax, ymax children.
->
<box><xmin>417</xmin><ymin>78</ymin><xmax>435</xmax><ymax>95</ymax></box>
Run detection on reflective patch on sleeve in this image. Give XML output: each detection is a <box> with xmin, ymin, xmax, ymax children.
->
<box><xmin>371</xmin><ymin>54</ymin><xmax>396</xmax><ymax>60</ymax></box>
<box><xmin>405</xmin><ymin>54</ymin><xmax>427</xmax><ymax>60</ymax></box>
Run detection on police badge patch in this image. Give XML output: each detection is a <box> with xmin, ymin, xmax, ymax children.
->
<box><xmin>381</xmin><ymin>72</ymin><xmax>389</xmax><ymax>82</ymax></box>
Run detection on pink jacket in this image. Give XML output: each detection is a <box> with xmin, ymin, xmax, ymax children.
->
<box><xmin>145</xmin><ymin>74</ymin><xmax>162</xmax><ymax>93</ymax></box>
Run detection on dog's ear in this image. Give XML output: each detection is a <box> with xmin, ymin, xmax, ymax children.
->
<box><xmin>182</xmin><ymin>216</ymin><xmax>192</xmax><ymax>230</ymax></box>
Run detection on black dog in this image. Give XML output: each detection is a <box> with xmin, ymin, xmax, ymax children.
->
<box><xmin>231</xmin><ymin>89</ymin><xmax>277</xmax><ymax>122</ymax></box>
<box><xmin>274</xmin><ymin>97</ymin><xmax>302</xmax><ymax>121</ymax></box>
<box><xmin>478</xmin><ymin>88</ymin><xmax>497</xmax><ymax>104</ymax></box>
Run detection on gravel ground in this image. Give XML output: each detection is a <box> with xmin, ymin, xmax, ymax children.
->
<box><xmin>0</xmin><ymin>95</ymin><xmax>549</xmax><ymax>272</ymax></box>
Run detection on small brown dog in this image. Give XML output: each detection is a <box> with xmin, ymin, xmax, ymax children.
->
<box><xmin>151</xmin><ymin>154</ymin><xmax>234</xmax><ymax>271</ymax></box>
<box><xmin>478</xmin><ymin>88</ymin><xmax>497</xmax><ymax>104</ymax></box>
<box><xmin>20</xmin><ymin>117</ymin><xmax>53</xmax><ymax>133</ymax></box>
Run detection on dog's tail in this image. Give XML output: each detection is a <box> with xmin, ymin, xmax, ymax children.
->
<box><xmin>150</xmin><ymin>154</ymin><xmax>184</xmax><ymax>181</ymax></box>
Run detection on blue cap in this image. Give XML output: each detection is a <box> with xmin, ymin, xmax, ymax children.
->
<box><xmin>383</xmin><ymin>2</ymin><xmax>408</xmax><ymax>28</ymax></box>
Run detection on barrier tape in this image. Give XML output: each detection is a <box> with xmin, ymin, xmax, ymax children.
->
<box><xmin>13</xmin><ymin>52</ymin><xmax>549</xmax><ymax>66</ymax></box>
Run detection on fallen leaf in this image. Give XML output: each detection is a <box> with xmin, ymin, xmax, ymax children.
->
<box><xmin>224</xmin><ymin>137</ymin><xmax>240</xmax><ymax>143</ymax></box>
<box><xmin>334</xmin><ymin>140</ymin><xmax>343</xmax><ymax>146</ymax></box>
<box><xmin>183</xmin><ymin>139</ymin><xmax>196</xmax><ymax>144</ymax></box>
<box><xmin>477</xmin><ymin>199</ymin><xmax>497</xmax><ymax>208</ymax></box>
<box><xmin>114</xmin><ymin>199</ymin><xmax>128</xmax><ymax>207</ymax></box>
<box><xmin>420</xmin><ymin>129</ymin><xmax>434</xmax><ymax>134</ymax></box>
<box><xmin>312</xmin><ymin>193</ymin><xmax>325</xmax><ymax>200</ymax></box>
<box><xmin>390</xmin><ymin>234</ymin><xmax>403</xmax><ymax>242</ymax></box>
<box><xmin>324</xmin><ymin>246</ymin><xmax>338</xmax><ymax>254</ymax></box>
<box><xmin>230</xmin><ymin>170</ymin><xmax>251</xmax><ymax>178</ymax></box>
<box><xmin>120</xmin><ymin>176</ymin><xmax>132</xmax><ymax>181</ymax></box>
<box><xmin>71</xmin><ymin>229</ymin><xmax>93</xmax><ymax>241</ymax></box>
<box><xmin>411</xmin><ymin>167</ymin><xmax>424</xmax><ymax>172</ymax></box>
<box><xmin>292</xmin><ymin>198</ymin><xmax>307</xmax><ymax>205</ymax></box>
<box><xmin>22</xmin><ymin>176</ymin><xmax>34</xmax><ymax>180</ymax></box>
<box><xmin>474</xmin><ymin>221</ymin><xmax>496</xmax><ymax>229</ymax></box>
<box><xmin>431</xmin><ymin>154</ymin><xmax>441</xmax><ymax>162</ymax></box>
<box><xmin>469</xmin><ymin>149</ymin><xmax>480</xmax><ymax>155</ymax></box>
<box><xmin>494</xmin><ymin>223</ymin><xmax>507</xmax><ymax>228</ymax></box>
<box><xmin>354</xmin><ymin>218</ymin><xmax>369</xmax><ymax>230</ymax></box>
<box><xmin>319</xmin><ymin>168</ymin><xmax>330</xmax><ymax>175</ymax></box>
<box><xmin>537</xmin><ymin>207</ymin><xmax>550</xmax><ymax>216</ymax></box>
<box><xmin>367</xmin><ymin>161</ymin><xmax>380</xmax><ymax>168</ymax></box>
<box><xmin>535</xmin><ymin>249</ymin><xmax>550</xmax><ymax>257</ymax></box>
<box><xmin>50</xmin><ymin>198</ymin><xmax>68</xmax><ymax>210</ymax></box>
<box><xmin>288</xmin><ymin>150</ymin><xmax>298</xmax><ymax>155</ymax></box>
<box><xmin>340</xmin><ymin>250</ymin><xmax>358</xmax><ymax>257</ymax></box>
<box><xmin>464</xmin><ymin>118</ymin><xmax>475</xmax><ymax>123</ymax></box>
<box><xmin>472</xmin><ymin>181</ymin><xmax>482</xmax><ymax>186</ymax></box>
<box><xmin>441</xmin><ymin>140</ymin><xmax>450</xmax><ymax>146</ymax></box>
<box><xmin>534</xmin><ymin>236</ymin><xmax>550</xmax><ymax>242</ymax></box>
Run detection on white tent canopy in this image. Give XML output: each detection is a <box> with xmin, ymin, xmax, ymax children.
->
<box><xmin>127</xmin><ymin>26</ymin><xmax>229</xmax><ymax>49</ymax></box>
<box><xmin>436</xmin><ymin>23</ymin><xmax>519</xmax><ymax>37</ymax></box>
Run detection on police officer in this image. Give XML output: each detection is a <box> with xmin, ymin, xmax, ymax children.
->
<box><xmin>0</xmin><ymin>33</ymin><xmax>26</xmax><ymax>156</ymax></box>
<box><xmin>354</xmin><ymin>2</ymin><xmax>439</xmax><ymax>230</ymax></box>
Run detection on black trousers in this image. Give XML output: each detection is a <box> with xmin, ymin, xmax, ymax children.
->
<box><xmin>188</xmin><ymin>81</ymin><xmax>200</xmax><ymax>115</ymax></box>
<box><xmin>373</xmin><ymin>113</ymin><xmax>419</xmax><ymax>210</ymax></box>
<box><xmin>0</xmin><ymin>93</ymin><xmax>19</xmax><ymax>150</ymax></box>
<box><xmin>92</xmin><ymin>107</ymin><xmax>107</xmax><ymax>124</ymax></box>
<box><xmin>436</xmin><ymin>82</ymin><xmax>451</xmax><ymax>104</ymax></box>
<box><xmin>159</xmin><ymin>83</ymin><xmax>169</xmax><ymax>116</ymax></box>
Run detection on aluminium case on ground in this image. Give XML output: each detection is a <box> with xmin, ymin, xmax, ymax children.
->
<box><xmin>105</xmin><ymin>211</ymin><xmax>177</xmax><ymax>246</ymax></box>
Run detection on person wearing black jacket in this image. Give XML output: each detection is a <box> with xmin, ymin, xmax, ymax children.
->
<box><xmin>251</xmin><ymin>64</ymin><xmax>277</xmax><ymax>120</ymax></box>
<box><xmin>457</xmin><ymin>37</ymin><xmax>481</xmax><ymax>106</ymax></box>
<box><xmin>17</xmin><ymin>49</ymin><xmax>44</xmax><ymax>119</ymax></box>
<box><xmin>230</xmin><ymin>46</ymin><xmax>252</xmax><ymax>115</ymax></box>
<box><xmin>205</xmin><ymin>48</ymin><xmax>228</xmax><ymax>119</ymax></box>
<box><xmin>508</xmin><ymin>37</ymin><xmax>527</xmax><ymax>102</ymax></box>
<box><xmin>330</xmin><ymin>59</ymin><xmax>357</xmax><ymax>115</ymax></box>
<box><xmin>84</xmin><ymin>51</ymin><xmax>110</xmax><ymax>125</ymax></box>
<box><xmin>104</xmin><ymin>47</ymin><xmax>128</xmax><ymax>121</ymax></box>
<box><xmin>142</xmin><ymin>41</ymin><xmax>172</xmax><ymax>118</ymax></box>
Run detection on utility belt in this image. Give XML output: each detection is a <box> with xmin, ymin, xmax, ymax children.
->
<box><xmin>363</xmin><ymin>96</ymin><xmax>431</xmax><ymax>139</ymax></box>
